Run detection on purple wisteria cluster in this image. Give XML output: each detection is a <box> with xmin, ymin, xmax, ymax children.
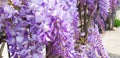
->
<box><xmin>109</xmin><ymin>0</ymin><xmax>118</xmax><ymax>12</ymax></box>
<box><xmin>0</xmin><ymin>0</ymin><xmax>111</xmax><ymax>58</ymax></box>
<box><xmin>0</xmin><ymin>0</ymin><xmax>46</xmax><ymax>58</ymax></box>
<box><xmin>98</xmin><ymin>0</ymin><xmax>110</xmax><ymax>20</ymax></box>
<box><xmin>0</xmin><ymin>0</ymin><xmax>78</xmax><ymax>58</ymax></box>
<box><xmin>87</xmin><ymin>24</ymin><xmax>110</xmax><ymax>58</ymax></box>
<box><xmin>75</xmin><ymin>0</ymin><xmax>110</xmax><ymax>58</ymax></box>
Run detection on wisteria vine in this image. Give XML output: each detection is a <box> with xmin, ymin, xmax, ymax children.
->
<box><xmin>0</xmin><ymin>0</ymin><xmax>117</xmax><ymax>58</ymax></box>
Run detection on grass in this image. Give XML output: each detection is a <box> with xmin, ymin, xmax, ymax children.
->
<box><xmin>114</xmin><ymin>17</ymin><xmax>120</xmax><ymax>27</ymax></box>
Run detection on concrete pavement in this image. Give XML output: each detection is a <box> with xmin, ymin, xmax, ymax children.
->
<box><xmin>102</xmin><ymin>27</ymin><xmax>120</xmax><ymax>58</ymax></box>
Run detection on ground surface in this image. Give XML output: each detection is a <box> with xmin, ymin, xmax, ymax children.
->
<box><xmin>102</xmin><ymin>27</ymin><xmax>120</xmax><ymax>58</ymax></box>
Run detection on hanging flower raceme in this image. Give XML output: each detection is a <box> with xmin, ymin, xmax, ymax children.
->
<box><xmin>98</xmin><ymin>0</ymin><xmax>110</xmax><ymax>20</ymax></box>
<box><xmin>87</xmin><ymin>23</ymin><xmax>110</xmax><ymax>58</ymax></box>
<box><xmin>0</xmin><ymin>0</ymin><xmax>79</xmax><ymax>58</ymax></box>
<box><xmin>44</xmin><ymin>0</ymin><xmax>78</xmax><ymax>58</ymax></box>
<box><xmin>76</xmin><ymin>0</ymin><xmax>110</xmax><ymax>58</ymax></box>
<box><xmin>0</xmin><ymin>0</ymin><xmax>46</xmax><ymax>58</ymax></box>
<box><xmin>109</xmin><ymin>0</ymin><xmax>118</xmax><ymax>11</ymax></box>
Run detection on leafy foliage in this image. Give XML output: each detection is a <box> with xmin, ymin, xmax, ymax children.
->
<box><xmin>114</xmin><ymin>18</ymin><xmax>120</xmax><ymax>27</ymax></box>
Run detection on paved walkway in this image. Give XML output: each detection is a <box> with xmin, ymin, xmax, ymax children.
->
<box><xmin>102</xmin><ymin>27</ymin><xmax>120</xmax><ymax>58</ymax></box>
<box><xmin>116</xmin><ymin>10</ymin><xmax>120</xmax><ymax>19</ymax></box>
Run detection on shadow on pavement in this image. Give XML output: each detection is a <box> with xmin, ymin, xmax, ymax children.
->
<box><xmin>109</xmin><ymin>52</ymin><xmax>120</xmax><ymax>58</ymax></box>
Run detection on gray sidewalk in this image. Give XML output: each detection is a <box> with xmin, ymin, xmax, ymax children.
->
<box><xmin>102</xmin><ymin>27</ymin><xmax>120</xmax><ymax>58</ymax></box>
